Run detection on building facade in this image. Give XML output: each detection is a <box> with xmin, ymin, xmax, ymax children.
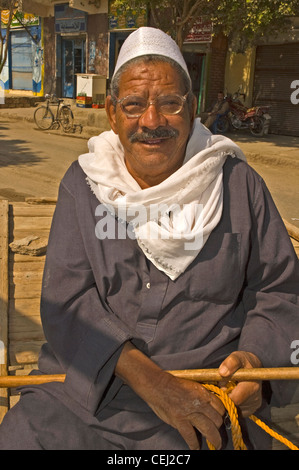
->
<box><xmin>224</xmin><ymin>17</ymin><xmax>299</xmax><ymax>137</ymax></box>
<box><xmin>1</xmin><ymin>1</ymin><xmax>227</xmax><ymax>117</ymax></box>
<box><xmin>0</xmin><ymin>0</ymin><xmax>110</xmax><ymax>100</ymax></box>
<box><xmin>0</xmin><ymin>11</ymin><xmax>43</xmax><ymax>95</ymax></box>
<box><xmin>42</xmin><ymin>2</ymin><xmax>109</xmax><ymax>99</ymax></box>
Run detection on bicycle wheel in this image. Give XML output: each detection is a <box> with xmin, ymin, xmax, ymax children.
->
<box><xmin>34</xmin><ymin>106</ymin><xmax>54</xmax><ymax>130</ymax></box>
<box><xmin>59</xmin><ymin>106</ymin><xmax>74</xmax><ymax>132</ymax></box>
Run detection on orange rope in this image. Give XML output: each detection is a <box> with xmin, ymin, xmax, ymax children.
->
<box><xmin>202</xmin><ymin>383</ymin><xmax>299</xmax><ymax>451</ymax></box>
<box><xmin>249</xmin><ymin>414</ymin><xmax>299</xmax><ymax>451</ymax></box>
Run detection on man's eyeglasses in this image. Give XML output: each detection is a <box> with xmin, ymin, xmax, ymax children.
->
<box><xmin>115</xmin><ymin>93</ymin><xmax>189</xmax><ymax>118</ymax></box>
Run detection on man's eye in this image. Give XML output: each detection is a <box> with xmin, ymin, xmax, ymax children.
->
<box><xmin>160</xmin><ymin>97</ymin><xmax>181</xmax><ymax>106</ymax></box>
<box><xmin>123</xmin><ymin>98</ymin><xmax>145</xmax><ymax>113</ymax></box>
<box><xmin>126</xmin><ymin>99</ymin><xmax>143</xmax><ymax>107</ymax></box>
<box><xmin>159</xmin><ymin>96</ymin><xmax>182</xmax><ymax>113</ymax></box>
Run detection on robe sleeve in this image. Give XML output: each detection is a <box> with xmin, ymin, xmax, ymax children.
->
<box><xmin>39</xmin><ymin>174</ymin><xmax>137</xmax><ymax>414</ymax></box>
<box><xmin>238</xmin><ymin>178</ymin><xmax>299</xmax><ymax>404</ymax></box>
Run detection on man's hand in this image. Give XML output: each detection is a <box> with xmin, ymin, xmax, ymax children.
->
<box><xmin>146</xmin><ymin>372</ymin><xmax>225</xmax><ymax>450</ymax></box>
<box><xmin>218</xmin><ymin>351</ymin><xmax>263</xmax><ymax>417</ymax></box>
<box><xmin>115</xmin><ymin>342</ymin><xmax>225</xmax><ymax>450</ymax></box>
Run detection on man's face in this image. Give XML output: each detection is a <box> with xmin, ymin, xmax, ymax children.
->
<box><xmin>106</xmin><ymin>60</ymin><xmax>196</xmax><ymax>188</ymax></box>
<box><xmin>217</xmin><ymin>93</ymin><xmax>224</xmax><ymax>102</ymax></box>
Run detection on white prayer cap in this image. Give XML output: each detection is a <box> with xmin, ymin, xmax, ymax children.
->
<box><xmin>113</xmin><ymin>27</ymin><xmax>191</xmax><ymax>85</ymax></box>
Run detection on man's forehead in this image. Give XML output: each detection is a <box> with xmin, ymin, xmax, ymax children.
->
<box><xmin>118</xmin><ymin>60</ymin><xmax>184</xmax><ymax>92</ymax></box>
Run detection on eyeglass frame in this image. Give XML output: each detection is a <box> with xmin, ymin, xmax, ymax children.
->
<box><xmin>113</xmin><ymin>91</ymin><xmax>191</xmax><ymax>118</ymax></box>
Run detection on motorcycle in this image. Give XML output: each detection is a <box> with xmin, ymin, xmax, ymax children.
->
<box><xmin>216</xmin><ymin>88</ymin><xmax>271</xmax><ymax>137</ymax></box>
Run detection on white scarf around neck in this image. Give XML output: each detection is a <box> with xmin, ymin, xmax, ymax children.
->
<box><xmin>78</xmin><ymin>118</ymin><xmax>246</xmax><ymax>280</ymax></box>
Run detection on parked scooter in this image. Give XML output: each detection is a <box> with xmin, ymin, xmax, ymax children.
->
<box><xmin>216</xmin><ymin>88</ymin><xmax>271</xmax><ymax>136</ymax></box>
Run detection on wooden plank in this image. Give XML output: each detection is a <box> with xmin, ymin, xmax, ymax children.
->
<box><xmin>9</xmin><ymin>202</ymin><xmax>53</xmax><ymax>247</ymax></box>
<box><xmin>9</xmin><ymin>315</ymin><xmax>43</xmax><ymax>342</ymax></box>
<box><xmin>9</xmin><ymin>298</ymin><xmax>41</xmax><ymax>317</ymax></box>
<box><xmin>7</xmin><ymin>203</ymin><xmax>46</xmax><ymax>375</ymax></box>
<box><xmin>10</xmin><ymin>253</ymin><xmax>47</xmax><ymax>263</ymax></box>
<box><xmin>25</xmin><ymin>197</ymin><xmax>57</xmax><ymax>205</ymax></box>
<box><xmin>10</xmin><ymin>279</ymin><xmax>43</xmax><ymax>300</ymax></box>
<box><xmin>11</xmin><ymin>203</ymin><xmax>55</xmax><ymax>218</ymax></box>
<box><xmin>12</xmin><ymin>260</ymin><xmax>45</xmax><ymax>275</ymax></box>
<box><xmin>9</xmin><ymin>343</ymin><xmax>42</xmax><ymax>366</ymax></box>
<box><xmin>13</xmin><ymin>216</ymin><xmax>53</xmax><ymax>231</ymax></box>
<box><xmin>9</xmin><ymin>325</ymin><xmax>43</xmax><ymax>343</ymax></box>
<box><xmin>11</xmin><ymin>230</ymin><xmax>50</xmax><ymax>242</ymax></box>
<box><xmin>0</xmin><ymin>200</ymin><xmax>9</xmax><ymax>422</ymax></box>
<box><xmin>10</xmin><ymin>269</ymin><xmax>44</xmax><ymax>282</ymax></box>
<box><xmin>9</xmin><ymin>341</ymin><xmax>44</xmax><ymax>365</ymax></box>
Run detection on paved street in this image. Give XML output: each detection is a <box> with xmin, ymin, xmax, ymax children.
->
<box><xmin>0</xmin><ymin>113</ymin><xmax>299</xmax><ymax>230</ymax></box>
<box><xmin>0</xmin><ymin>117</ymin><xmax>88</xmax><ymax>200</ymax></box>
<box><xmin>229</xmin><ymin>131</ymin><xmax>299</xmax><ymax>230</ymax></box>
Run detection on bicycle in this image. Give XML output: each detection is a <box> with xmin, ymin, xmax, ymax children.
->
<box><xmin>34</xmin><ymin>94</ymin><xmax>74</xmax><ymax>132</ymax></box>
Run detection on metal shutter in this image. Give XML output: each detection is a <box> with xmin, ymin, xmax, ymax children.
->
<box><xmin>253</xmin><ymin>43</ymin><xmax>299</xmax><ymax>136</ymax></box>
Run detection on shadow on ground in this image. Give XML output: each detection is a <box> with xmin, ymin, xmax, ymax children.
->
<box><xmin>0</xmin><ymin>122</ymin><xmax>46</xmax><ymax>169</ymax></box>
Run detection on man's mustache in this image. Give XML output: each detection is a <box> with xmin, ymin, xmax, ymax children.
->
<box><xmin>129</xmin><ymin>127</ymin><xmax>179</xmax><ymax>143</ymax></box>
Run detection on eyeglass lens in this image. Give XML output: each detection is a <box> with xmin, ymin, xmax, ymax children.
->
<box><xmin>121</xmin><ymin>95</ymin><xmax>185</xmax><ymax>116</ymax></box>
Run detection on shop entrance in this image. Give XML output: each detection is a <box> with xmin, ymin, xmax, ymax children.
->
<box><xmin>109</xmin><ymin>31</ymin><xmax>131</xmax><ymax>78</ymax></box>
<box><xmin>11</xmin><ymin>30</ymin><xmax>34</xmax><ymax>91</ymax></box>
<box><xmin>183</xmin><ymin>51</ymin><xmax>206</xmax><ymax>113</ymax></box>
<box><xmin>61</xmin><ymin>37</ymin><xmax>86</xmax><ymax>98</ymax></box>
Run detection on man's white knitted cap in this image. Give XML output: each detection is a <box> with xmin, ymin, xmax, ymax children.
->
<box><xmin>113</xmin><ymin>27</ymin><xmax>191</xmax><ymax>84</ymax></box>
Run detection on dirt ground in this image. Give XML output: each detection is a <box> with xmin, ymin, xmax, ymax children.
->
<box><xmin>232</xmin><ymin>131</ymin><xmax>299</xmax><ymax>229</ymax></box>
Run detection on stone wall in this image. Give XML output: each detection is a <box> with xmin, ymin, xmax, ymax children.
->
<box><xmin>0</xmin><ymin>96</ymin><xmax>44</xmax><ymax>109</ymax></box>
<box><xmin>87</xmin><ymin>13</ymin><xmax>109</xmax><ymax>77</ymax></box>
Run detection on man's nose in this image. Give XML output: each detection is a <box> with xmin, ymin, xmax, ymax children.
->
<box><xmin>138</xmin><ymin>103</ymin><xmax>168</xmax><ymax>129</ymax></box>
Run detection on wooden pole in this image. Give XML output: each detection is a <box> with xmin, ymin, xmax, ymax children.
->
<box><xmin>169</xmin><ymin>367</ymin><xmax>299</xmax><ymax>382</ymax></box>
<box><xmin>0</xmin><ymin>200</ymin><xmax>9</xmax><ymax>422</ymax></box>
<box><xmin>0</xmin><ymin>374</ymin><xmax>65</xmax><ymax>388</ymax></box>
<box><xmin>1</xmin><ymin>368</ymin><xmax>299</xmax><ymax>388</ymax></box>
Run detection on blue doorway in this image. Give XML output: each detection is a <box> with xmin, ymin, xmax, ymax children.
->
<box><xmin>62</xmin><ymin>37</ymin><xmax>86</xmax><ymax>98</ymax></box>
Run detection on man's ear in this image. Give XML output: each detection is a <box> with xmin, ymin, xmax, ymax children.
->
<box><xmin>105</xmin><ymin>95</ymin><xmax>118</xmax><ymax>134</ymax></box>
<box><xmin>190</xmin><ymin>93</ymin><xmax>197</xmax><ymax>124</ymax></box>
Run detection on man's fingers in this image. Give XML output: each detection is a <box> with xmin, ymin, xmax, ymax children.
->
<box><xmin>177</xmin><ymin>422</ymin><xmax>201</xmax><ymax>450</ymax></box>
<box><xmin>201</xmin><ymin>396</ymin><xmax>225</xmax><ymax>428</ymax></box>
<box><xmin>228</xmin><ymin>381</ymin><xmax>262</xmax><ymax>417</ymax></box>
<box><xmin>212</xmin><ymin>396</ymin><xmax>226</xmax><ymax>417</ymax></box>
<box><xmin>219</xmin><ymin>351</ymin><xmax>263</xmax><ymax>378</ymax></box>
<box><xmin>228</xmin><ymin>381</ymin><xmax>260</xmax><ymax>404</ymax></box>
<box><xmin>184</xmin><ymin>392</ymin><xmax>224</xmax><ymax>450</ymax></box>
<box><xmin>177</xmin><ymin>414</ymin><xmax>222</xmax><ymax>450</ymax></box>
<box><xmin>198</xmin><ymin>383</ymin><xmax>226</xmax><ymax>418</ymax></box>
<box><xmin>175</xmin><ymin>390</ymin><xmax>225</xmax><ymax>450</ymax></box>
<box><xmin>190</xmin><ymin>413</ymin><xmax>222</xmax><ymax>450</ymax></box>
<box><xmin>219</xmin><ymin>352</ymin><xmax>242</xmax><ymax>377</ymax></box>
